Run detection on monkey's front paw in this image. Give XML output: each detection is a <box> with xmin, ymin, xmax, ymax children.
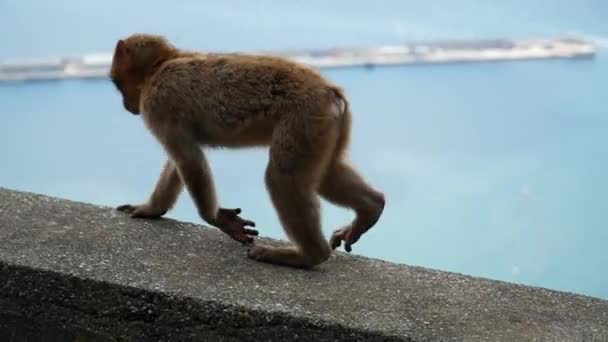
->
<box><xmin>214</xmin><ymin>208</ymin><xmax>258</xmax><ymax>245</ymax></box>
<box><xmin>247</xmin><ymin>245</ymin><xmax>275</xmax><ymax>262</ymax></box>
<box><xmin>116</xmin><ymin>204</ymin><xmax>166</xmax><ymax>219</ymax></box>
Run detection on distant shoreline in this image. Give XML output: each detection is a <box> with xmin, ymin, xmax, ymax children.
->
<box><xmin>0</xmin><ymin>37</ymin><xmax>596</xmax><ymax>83</ymax></box>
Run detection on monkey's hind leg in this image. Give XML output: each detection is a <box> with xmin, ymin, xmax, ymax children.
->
<box><xmin>319</xmin><ymin>160</ymin><xmax>385</xmax><ymax>252</ymax></box>
<box><xmin>248</xmin><ymin>118</ymin><xmax>335</xmax><ymax>269</ymax></box>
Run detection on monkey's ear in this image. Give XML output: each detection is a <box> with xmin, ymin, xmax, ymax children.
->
<box><xmin>114</xmin><ymin>39</ymin><xmax>131</xmax><ymax>66</ymax></box>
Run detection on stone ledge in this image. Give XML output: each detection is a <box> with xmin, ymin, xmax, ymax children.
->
<box><xmin>0</xmin><ymin>187</ymin><xmax>607</xmax><ymax>341</ymax></box>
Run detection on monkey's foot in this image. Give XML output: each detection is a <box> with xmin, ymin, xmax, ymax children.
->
<box><xmin>247</xmin><ymin>245</ymin><xmax>299</xmax><ymax>267</ymax></box>
<box><xmin>116</xmin><ymin>204</ymin><xmax>167</xmax><ymax>219</ymax></box>
<box><xmin>214</xmin><ymin>208</ymin><xmax>258</xmax><ymax>245</ymax></box>
<box><xmin>330</xmin><ymin>225</ymin><xmax>363</xmax><ymax>253</ymax></box>
<box><xmin>247</xmin><ymin>244</ymin><xmax>279</xmax><ymax>262</ymax></box>
<box><xmin>247</xmin><ymin>245</ymin><xmax>325</xmax><ymax>269</ymax></box>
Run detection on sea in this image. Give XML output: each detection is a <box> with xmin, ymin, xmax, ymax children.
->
<box><xmin>1</xmin><ymin>0</ymin><xmax>607</xmax><ymax>299</ymax></box>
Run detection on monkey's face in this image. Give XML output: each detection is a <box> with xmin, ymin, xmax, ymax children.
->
<box><xmin>110</xmin><ymin>39</ymin><xmax>141</xmax><ymax>115</ymax></box>
<box><xmin>110</xmin><ymin>77</ymin><xmax>141</xmax><ymax>115</ymax></box>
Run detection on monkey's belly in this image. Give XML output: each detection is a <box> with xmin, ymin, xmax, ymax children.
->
<box><xmin>206</xmin><ymin>117</ymin><xmax>275</xmax><ymax>148</ymax></box>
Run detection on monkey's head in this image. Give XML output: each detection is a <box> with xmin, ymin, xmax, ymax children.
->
<box><xmin>110</xmin><ymin>34</ymin><xmax>177</xmax><ymax>115</ymax></box>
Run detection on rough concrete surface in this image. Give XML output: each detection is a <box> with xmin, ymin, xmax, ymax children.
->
<box><xmin>0</xmin><ymin>187</ymin><xmax>607</xmax><ymax>342</ymax></box>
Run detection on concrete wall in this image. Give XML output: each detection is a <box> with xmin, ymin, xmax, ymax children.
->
<box><xmin>1</xmin><ymin>187</ymin><xmax>607</xmax><ymax>341</ymax></box>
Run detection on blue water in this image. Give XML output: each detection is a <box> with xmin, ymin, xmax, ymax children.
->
<box><xmin>1</xmin><ymin>1</ymin><xmax>607</xmax><ymax>299</ymax></box>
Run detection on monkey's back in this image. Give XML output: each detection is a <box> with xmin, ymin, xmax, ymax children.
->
<box><xmin>144</xmin><ymin>53</ymin><xmax>335</xmax><ymax>125</ymax></box>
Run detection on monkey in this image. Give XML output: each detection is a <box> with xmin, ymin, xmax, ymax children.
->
<box><xmin>110</xmin><ymin>33</ymin><xmax>385</xmax><ymax>268</ymax></box>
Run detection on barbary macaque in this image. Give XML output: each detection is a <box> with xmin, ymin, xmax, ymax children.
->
<box><xmin>110</xmin><ymin>33</ymin><xmax>385</xmax><ymax>268</ymax></box>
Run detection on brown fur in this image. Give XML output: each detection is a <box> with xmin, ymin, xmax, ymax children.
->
<box><xmin>110</xmin><ymin>33</ymin><xmax>385</xmax><ymax>268</ymax></box>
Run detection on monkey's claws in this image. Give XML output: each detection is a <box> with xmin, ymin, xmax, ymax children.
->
<box><xmin>215</xmin><ymin>208</ymin><xmax>258</xmax><ymax>245</ymax></box>
<box><xmin>330</xmin><ymin>226</ymin><xmax>361</xmax><ymax>253</ymax></box>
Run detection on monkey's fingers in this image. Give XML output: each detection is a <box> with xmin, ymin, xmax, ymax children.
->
<box><xmin>130</xmin><ymin>208</ymin><xmax>166</xmax><ymax>219</ymax></box>
<box><xmin>331</xmin><ymin>227</ymin><xmax>359</xmax><ymax>252</ymax></box>
<box><xmin>343</xmin><ymin>232</ymin><xmax>363</xmax><ymax>253</ymax></box>
<box><xmin>219</xmin><ymin>224</ymin><xmax>257</xmax><ymax>245</ymax></box>
<box><xmin>330</xmin><ymin>234</ymin><xmax>342</xmax><ymax>250</ymax></box>
<box><xmin>230</xmin><ymin>231</ymin><xmax>255</xmax><ymax>245</ymax></box>
<box><xmin>236</xmin><ymin>217</ymin><xmax>256</xmax><ymax>227</ymax></box>
<box><xmin>330</xmin><ymin>227</ymin><xmax>348</xmax><ymax>250</ymax></box>
<box><xmin>243</xmin><ymin>227</ymin><xmax>259</xmax><ymax>236</ymax></box>
<box><xmin>344</xmin><ymin>228</ymin><xmax>365</xmax><ymax>252</ymax></box>
<box><xmin>220</xmin><ymin>207</ymin><xmax>242</xmax><ymax>217</ymax></box>
<box><xmin>117</xmin><ymin>204</ymin><xmax>137</xmax><ymax>214</ymax></box>
<box><xmin>219</xmin><ymin>208</ymin><xmax>256</xmax><ymax>227</ymax></box>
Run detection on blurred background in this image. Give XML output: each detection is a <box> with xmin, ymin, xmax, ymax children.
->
<box><xmin>1</xmin><ymin>0</ymin><xmax>606</xmax><ymax>299</ymax></box>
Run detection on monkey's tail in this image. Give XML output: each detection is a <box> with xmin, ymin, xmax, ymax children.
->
<box><xmin>330</xmin><ymin>86</ymin><xmax>352</xmax><ymax>161</ymax></box>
